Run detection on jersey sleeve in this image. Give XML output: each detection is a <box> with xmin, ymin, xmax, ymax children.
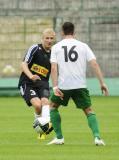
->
<box><xmin>85</xmin><ymin>44</ymin><xmax>96</xmax><ymax>62</ymax></box>
<box><xmin>23</xmin><ymin>44</ymin><xmax>38</xmax><ymax>63</ymax></box>
<box><xmin>50</xmin><ymin>45</ymin><xmax>57</xmax><ymax>63</ymax></box>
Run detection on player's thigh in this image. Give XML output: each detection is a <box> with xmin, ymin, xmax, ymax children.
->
<box><xmin>39</xmin><ymin>88</ymin><xmax>50</xmax><ymax>99</ymax></box>
<box><xmin>37</xmin><ymin>87</ymin><xmax>50</xmax><ymax>105</ymax></box>
<box><xmin>30</xmin><ymin>97</ymin><xmax>42</xmax><ymax>114</ymax></box>
<box><xmin>50</xmin><ymin>89</ymin><xmax>71</xmax><ymax>106</ymax></box>
<box><xmin>19</xmin><ymin>84</ymin><xmax>39</xmax><ymax>106</ymax></box>
<box><xmin>72</xmin><ymin>88</ymin><xmax>91</xmax><ymax>109</ymax></box>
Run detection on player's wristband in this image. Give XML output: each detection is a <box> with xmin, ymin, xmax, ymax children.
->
<box><xmin>53</xmin><ymin>86</ymin><xmax>58</xmax><ymax>91</ymax></box>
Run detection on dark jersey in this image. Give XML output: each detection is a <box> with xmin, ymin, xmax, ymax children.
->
<box><xmin>18</xmin><ymin>44</ymin><xmax>51</xmax><ymax>88</ymax></box>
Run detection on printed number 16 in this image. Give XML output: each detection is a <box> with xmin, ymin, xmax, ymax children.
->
<box><xmin>62</xmin><ymin>45</ymin><xmax>78</xmax><ymax>62</ymax></box>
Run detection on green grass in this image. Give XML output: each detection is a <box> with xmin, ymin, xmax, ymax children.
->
<box><xmin>0</xmin><ymin>96</ymin><xmax>119</xmax><ymax>160</ymax></box>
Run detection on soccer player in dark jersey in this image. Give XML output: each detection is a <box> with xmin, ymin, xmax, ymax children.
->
<box><xmin>18</xmin><ymin>29</ymin><xmax>55</xmax><ymax>139</ymax></box>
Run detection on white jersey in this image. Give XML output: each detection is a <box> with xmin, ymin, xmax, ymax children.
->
<box><xmin>50</xmin><ymin>38</ymin><xmax>96</xmax><ymax>89</ymax></box>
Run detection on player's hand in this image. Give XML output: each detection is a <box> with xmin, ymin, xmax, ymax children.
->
<box><xmin>101</xmin><ymin>83</ymin><xmax>109</xmax><ymax>96</ymax></box>
<box><xmin>30</xmin><ymin>74</ymin><xmax>41</xmax><ymax>81</ymax></box>
<box><xmin>53</xmin><ymin>86</ymin><xmax>64</xmax><ymax>100</ymax></box>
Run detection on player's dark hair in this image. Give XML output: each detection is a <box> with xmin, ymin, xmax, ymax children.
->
<box><xmin>62</xmin><ymin>22</ymin><xmax>74</xmax><ymax>35</ymax></box>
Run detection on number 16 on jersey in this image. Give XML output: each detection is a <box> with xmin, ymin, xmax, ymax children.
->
<box><xmin>62</xmin><ymin>45</ymin><xmax>78</xmax><ymax>62</ymax></box>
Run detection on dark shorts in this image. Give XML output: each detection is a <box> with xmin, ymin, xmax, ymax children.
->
<box><xmin>19</xmin><ymin>80</ymin><xmax>50</xmax><ymax>106</ymax></box>
<box><xmin>50</xmin><ymin>88</ymin><xmax>91</xmax><ymax>109</ymax></box>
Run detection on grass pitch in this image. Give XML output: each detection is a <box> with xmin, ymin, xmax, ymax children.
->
<box><xmin>0</xmin><ymin>96</ymin><xmax>119</xmax><ymax>160</ymax></box>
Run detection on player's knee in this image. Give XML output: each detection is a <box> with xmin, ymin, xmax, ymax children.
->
<box><xmin>50</xmin><ymin>101</ymin><xmax>59</xmax><ymax>109</ymax></box>
<box><xmin>83</xmin><ymin>107</ymin><xmax>94</xmax><ymax>115</ymax></box>
<box><xmin>41</xmin><ymin>97</ymin><xmax>49</xmax><ymax>106</ymax></box>
<box><xmin>35</xmin><ymin>107</ymin><xmax>42</xmax><ymax>115</ymax></box>
<box><xmin>31</xmin><ymin>99</ymin><xmax>42</xmax><ymax>112</ymax></box>
<box><xmin>34</xmin><ymin>102</ymin><xmax>41</xmax><ymax>109</ymax></box>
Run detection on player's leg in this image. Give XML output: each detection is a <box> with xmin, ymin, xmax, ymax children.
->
<box><xmin>32</xmin><ymin>87</ymin><xmax>54</xmax><ymax>138</ymax></box>
<box><xmin>72</xmin><ymin>88</ymin><xmax>100</xmax><ymax>138</ymax></box>
<box><xmin>50</xmin><ymin>102</ymin><xmax>63</xmax><ymax>138</ymax></box>
<box><xmin>19</xmin><ymin>84</ymin><xmax>42</xmax><ymax>114</ymax></box>
<box><xmin>83</xmin><ymin>107</ymin><xmax>105</xmax><ymax>146</ymax></box>
<box><xmin>47</xmin><ymin>101</ymin><xmax>64</xmax><ymax>145</ymax></box>
<box><xmin>35</xmin><ymin>97</ymin><xmax>53</xmax><ymax>136</ymax></box>
<box><xmin>33</xmin><ymin>97</ymin><xmax>50</xmax><ymax>126</ymax></box>
<box><xmin>72</xmin><ymin>88</ymin><xmax>105</xmax><ymax>146</ymax></box>
<box><xmin>34</xmin><ymin>88</ymin><xmax>53</xmax><ymax>134</ymax></box>
<box><xmin>83</xmin><ymin>107</ymin><xmax>100</xmax><ymax>138</ymax></box>
<box><xmin>34</xmin><ymin>81</ymin><xmax>50</xmax><ymax>122</ymax></box>
<box><xmin>47</xmin><ymin>90</ymin><xmax>70</xmax><ymax>145</ymax></box>
<box><xmin>40</xmin><ymin>88</ymin><xmax>51</xmax><ymax>125</ymax></box>
<box><xmin>19</xmin><ymin>84</ymin><xmax>46</xmax><ymax>138</ymax></box>
<box><xmin>31</xmin><ymin>86</ymin><xmax>50</xmax><ymax>123</ymax></box>
<box><xmin>41</xmin><ymin>97</ymin><xmax>50</xmax><ymax>120</ymax></box>
<box><xmin>31</xmin><ymin>97</ymin><xmax>50</xmax><ymax>139</ymax></box>
<box><xmin>30</xmin><ymin>97</ymin><xmax>42</xmax><ymax>120</ymax></box>
<box><xmin>31</xmin><ymin>97</ymin><xmax>48</xmax><ymax>139</ymax></box>
<box><xmin>33</xmin><ymin>98</ymin><xmax>50</xmax><ymax>129</ymax></box>
<box><xmin>24</xmin><ymin>86</ymin><xmax>49</xmax><ymax>138</ymax></box>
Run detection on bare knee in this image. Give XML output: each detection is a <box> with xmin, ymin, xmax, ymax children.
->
<box><xmin>30</xmin><ymin>97</ymin><xmax>42</xmax><ymax>114</ymax></box>
<box><xmin>41</xmin><ymin>97</ymin><xmax>49</xmax><ymax>106</ymax></box>
<box><xmin>50</xmin><ymin>101</ymin><xmax>59</xmax><ymax>109</ymax></box>
<box><xmin>83</xmin><ymin>107</ymin><xmax>94</xmax><ymax>115</ymax></box>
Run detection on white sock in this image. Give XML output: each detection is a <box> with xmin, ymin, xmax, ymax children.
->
<box><xmin>41</xmin><ymin>105</ymin><xmax>50</xmax><ymax>119</ymax></box>
<box><xmin>34</xmin><ymin>113</ymin><xmax>48</xmax><ymax>126</ymax></box>
<box><xmin>37</xmin><ymin>117</ymin><xmax>49</xmax><ymax>126</ymax></box>
<box><xmin>37</xmin><ymin>105</ymin><xmax>50</xmax><ymax>126</ymax></box>
<box><xmin>34</xmin><ymin>105</ymin><xmax>50</xmax><ymax>126</ymax></box>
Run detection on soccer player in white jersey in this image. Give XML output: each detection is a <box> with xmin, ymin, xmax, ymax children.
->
<box><xmin>47</xmin><ymin>22</ymin><xmax>109</xmax><ymax>145</ymax></box>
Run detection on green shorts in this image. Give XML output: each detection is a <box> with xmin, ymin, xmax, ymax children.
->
<box><xmin>50</xmin><ymin>88</ymin><xmax>91</xmax><ymax>109</ymax></box>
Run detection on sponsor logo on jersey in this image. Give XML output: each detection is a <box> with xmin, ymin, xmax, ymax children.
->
<box><xmin>31</xmin><ymin>64</ymin><xmax>49</xmax><ymax>77</ymax></box>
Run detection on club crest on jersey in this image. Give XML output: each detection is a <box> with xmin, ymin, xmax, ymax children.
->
<box><xmin>31</xmin><ymin>64</ymin><xmax>49</xmax><ymax>77</ymax></box>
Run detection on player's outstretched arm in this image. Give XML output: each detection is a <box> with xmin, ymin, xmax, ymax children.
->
<box><xmin>89</xmin><ymin>59</ymin><xmax>109</xmax><ymax>96</ymax></box>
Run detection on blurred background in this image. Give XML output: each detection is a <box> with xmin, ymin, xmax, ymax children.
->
<box><xmin>0</xmin><ymin>0</ymin><xmax>119</xmax><ymax>96</ymax></box>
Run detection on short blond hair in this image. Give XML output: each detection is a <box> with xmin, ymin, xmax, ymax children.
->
<box><xmin>42</xmin><ymin>28</ymin><xmax>55</xmax><ymax>37</ymax></box>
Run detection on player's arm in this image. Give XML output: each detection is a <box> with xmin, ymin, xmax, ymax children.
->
<box><xmin>51</xmin><ymin>63</ymin><xmax>64</xmax><ymax>99</ymax></box>
<box><xmin>21</xmin><ymin>62</ymin><xmax>40</xmax><ymax>81</ymax></box>
<box><xmin>21</xmin><ymin>45</ymin><xmax>40</xmax><ymax>81</ymax></box>
<box><xmin>89</xmin><ymin>59</ymin><xmax>109</xmax><ymax>96</ymax></box>
<box><xmin>51</xmin><ymin>62</ymin><xmax>58</xmax><ymax>87</ymax></box>
<box><xmin>50</xmin><ymin>45</ymin><xmax>64</xmax><ymax>98</ymax></box>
